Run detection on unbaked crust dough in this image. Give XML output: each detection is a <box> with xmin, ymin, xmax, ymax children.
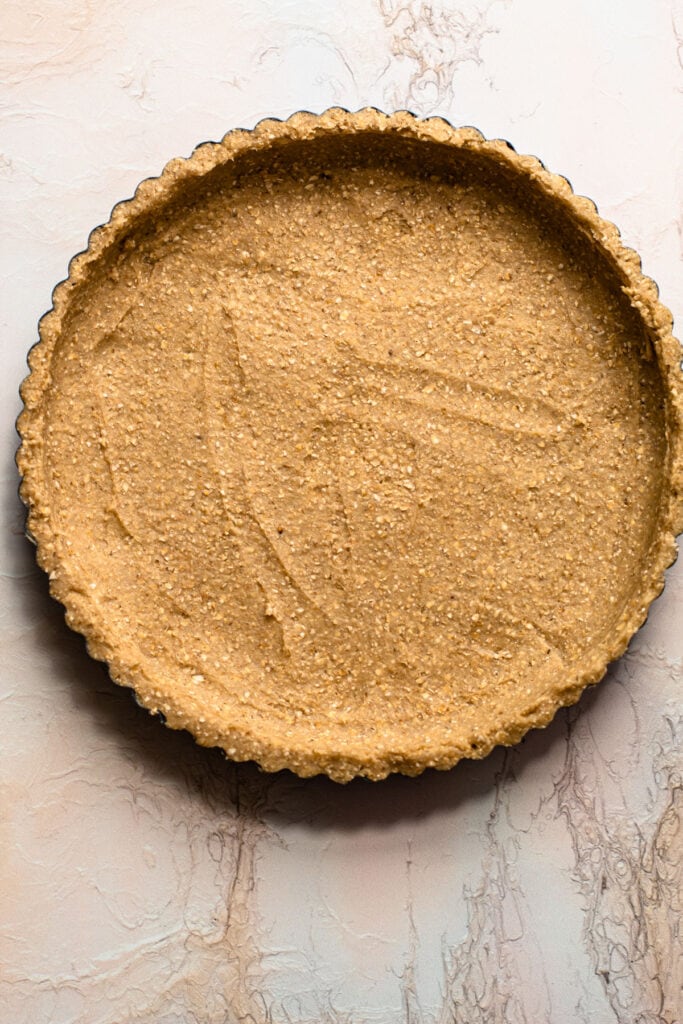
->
<box><xmin>17</xmin><ymin>109</ymin><xmax>683</xmax><ymax>781</ymax></box>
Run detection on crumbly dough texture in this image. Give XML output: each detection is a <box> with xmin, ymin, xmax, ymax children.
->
<box><xmin>18</xmin><ymin>109</ymin><xmax>683</xmax><ymax>782</ymax></box>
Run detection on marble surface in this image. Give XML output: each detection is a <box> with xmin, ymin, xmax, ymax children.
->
<box><xmin>2</xmin><ymin>1</ymin><xmax>683</xmax><ymax>1021</ymax></box>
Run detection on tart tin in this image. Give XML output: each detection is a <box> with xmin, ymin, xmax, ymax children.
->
<box><xmin>17</xmin><ymin>108</ymin><xmax>683</xmax><ymax>782</ymax></box>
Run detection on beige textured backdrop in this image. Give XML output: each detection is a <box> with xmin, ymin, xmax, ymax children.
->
<box><xmin>2</xmin><ymin>1</ymin><xmax>682</xmax><ymax>1021</ymax></box>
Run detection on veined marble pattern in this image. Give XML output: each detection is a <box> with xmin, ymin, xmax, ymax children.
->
<box><xmin>1</xmin><ymin>1</ymin><xmax>682</xmax><ymax>1021</ymax></box>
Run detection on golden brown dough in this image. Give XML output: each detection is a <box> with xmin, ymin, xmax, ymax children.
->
<box><xmin>17</xmin><ymin>110</ymin><xmax>683</xmax><ymax>781</ymax></box>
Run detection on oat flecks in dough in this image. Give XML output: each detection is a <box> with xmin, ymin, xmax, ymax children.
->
<box><xmin>17</xmin><ymin>111</ymin><xmax>683</xmax><ymax>782</ymax></box>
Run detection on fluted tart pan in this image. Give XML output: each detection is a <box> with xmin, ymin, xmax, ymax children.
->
<box><xmin>17</xmin><ymin>109</ymin><xmax>683</xmax><ymax>781</ymax></box>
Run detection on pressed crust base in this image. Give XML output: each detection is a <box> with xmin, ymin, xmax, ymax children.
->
<box><xmin>17</xmin><ymin>109</ymin><xmax>683</xmax><ymax>782</ymax></box>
